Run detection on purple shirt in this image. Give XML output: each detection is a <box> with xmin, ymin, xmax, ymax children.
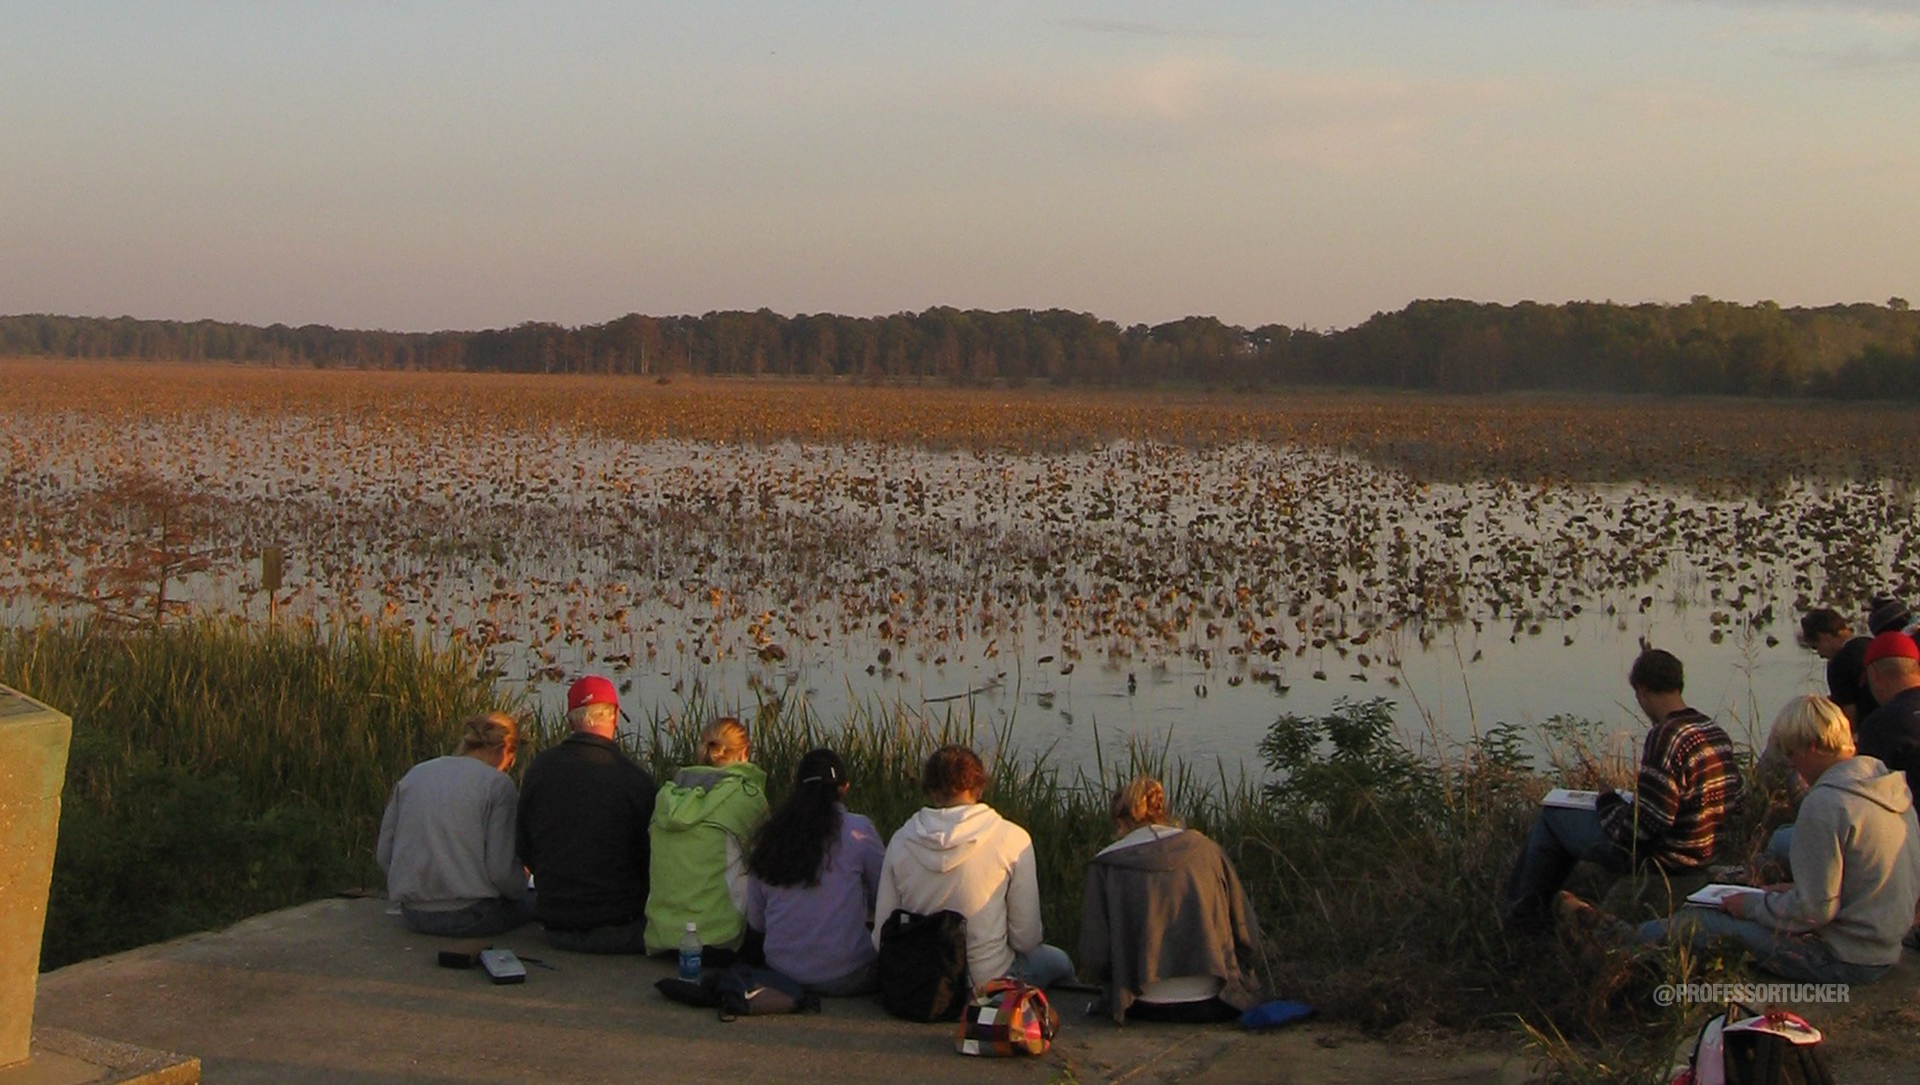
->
<box><xmin>746</xmin><ymin>809</ymin><xmax>885</xmax><ymax>986</ymax></box>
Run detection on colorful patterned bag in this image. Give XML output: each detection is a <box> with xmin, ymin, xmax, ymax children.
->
<box><xmin>955</xmin><ymin>978</ymin><xmax>1060</xmax><ymax>1057</ymax></box>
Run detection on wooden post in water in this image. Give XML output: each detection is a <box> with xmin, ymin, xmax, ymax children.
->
<box><xmin>262</xmin><ymin>546</ymin><xmax>284</xmax><ymax>626</ymax></box>
<box><xmin>0</xmin><ymin>685</ymin><xmax>71</xmax><ymax>1067</ymax></box>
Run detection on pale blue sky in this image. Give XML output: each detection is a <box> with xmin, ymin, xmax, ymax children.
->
<box><xmin>2</xmin><ymin>1</ymin><xmax>1915</xmax><ymax>332</ymax></box>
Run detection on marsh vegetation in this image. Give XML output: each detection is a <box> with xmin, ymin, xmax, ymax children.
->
<box><xmin>4</xmin><ymin>362</ymin><xmax>1915</xmax><ymax>768</ymax></box>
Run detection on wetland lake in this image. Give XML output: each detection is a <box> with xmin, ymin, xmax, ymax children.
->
<box><xmin>5</xmin><ymin>363</ymin><xmax>1917</xmax><ymax>774</ymax></box>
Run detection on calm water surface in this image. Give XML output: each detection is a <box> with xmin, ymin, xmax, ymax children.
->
<box><xmin>4</xmin><ymin>412</ymin><xmax>1906</xmax><ymax>775</ymax></box>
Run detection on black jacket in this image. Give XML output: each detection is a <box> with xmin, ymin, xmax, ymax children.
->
<box><xmin>1858</xmin><ymin>687</ymin><xmax>1920</xmax><ymax>786</ymax></box>
<box><xmin>516</xmin><ymin>733</ymin><xmax>658</xmax><ymax>930</ymax></box>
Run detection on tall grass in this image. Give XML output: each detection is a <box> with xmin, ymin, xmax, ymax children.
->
<box><xmin>1</xmin><ymin>618</ymin><xmax>509</xmax><ymax>967</ymax></box>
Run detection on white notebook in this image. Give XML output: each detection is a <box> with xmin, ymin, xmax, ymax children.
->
<box><xmin>1686</xmin><ymin>883</ymin><xmax>1764</xmax><ymax>910</ymax></box>
<box><xmin>1541</xmin><ymin>788</ymin><xmax>1633</xmax><ymax>810</ymax></box>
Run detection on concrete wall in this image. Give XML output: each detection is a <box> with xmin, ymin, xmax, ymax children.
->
<box><xmin>0</xmin><ymin>685</ymin><xmax>71</xmax><ymax>1068</ymax></box>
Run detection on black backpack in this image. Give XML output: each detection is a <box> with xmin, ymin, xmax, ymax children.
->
<box><xmin>1682</xmin><ymin>1005</ymin><xmax>1833</xmax><ymax>1085</ymax></box>
<box><xmin>876</xmin><ymin>908</ymin><xmax>971</xmax><ymax>1022</ymax></box>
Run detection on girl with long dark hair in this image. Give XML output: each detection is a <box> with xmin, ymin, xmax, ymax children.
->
<box><xmin>745</xmin><ymin>747</ymin><xmax>886</xmax><ymax>995</ymax></box>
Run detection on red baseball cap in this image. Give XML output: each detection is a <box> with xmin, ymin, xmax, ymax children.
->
<box><xmin>567</xmin><ymin>675</ymin><xmax>620</xmax><ymax>711</ymax></box>
<box><xmin>1863</xmin><ymin>631</ymin><xmax>1920</xmax><ymax>667</ymax></box>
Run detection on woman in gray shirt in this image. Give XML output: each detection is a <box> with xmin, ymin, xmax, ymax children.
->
<box><xmin>377</xmin><ymin>712</ymin><xmax>532</xmax><ymax>937</ymax></box>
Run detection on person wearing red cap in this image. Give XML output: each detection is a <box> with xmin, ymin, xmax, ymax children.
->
<box><xmin>515</xmin><ymin>675</ymin><xmax>659</xmax><ymax>953</ymax></box>
<box><xmin>1856</xmin><ymin>632</ymin><xmax>1920</xmax><ymax>786</ymax></box>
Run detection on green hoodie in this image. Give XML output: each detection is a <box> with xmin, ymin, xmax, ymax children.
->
<box><xmin>643</xmin><ymin>761</ymin><xmax>769</xmax><ymax>954</ymax></box>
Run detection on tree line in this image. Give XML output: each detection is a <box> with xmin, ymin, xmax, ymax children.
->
<box><xmin>4</xmin><ymin>296</ymin><xmax>1917</xmax><ymax>397</ymax></box>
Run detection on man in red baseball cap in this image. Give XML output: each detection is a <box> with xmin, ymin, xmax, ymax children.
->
<box><xmin>1857</xmin><ymin>632</ymin><xmax>1920</xmax><ymax>786</ymax></box>
<box><xmin>566</xmin><ymin>675</ymin><xmax>620</xmax><ymax>714</ymax></box>
<box><xmin>515</xmin><ymin>675</ymin><xmax>659</xmax><ymax>953</ymax></box>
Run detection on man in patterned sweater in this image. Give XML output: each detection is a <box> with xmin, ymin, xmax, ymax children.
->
<box><xmin>1500</xmin><ymin>648</ymin><xmax>1744</xmax><ymax>932</ymax></box>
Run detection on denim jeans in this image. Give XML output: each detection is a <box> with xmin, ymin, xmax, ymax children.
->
<box><xmin>1008</xmin><ymin>943</ymin><xmax>1075</xmax><ymax>988</ymax></box>
<box><xmin>806</xmin><ymin>960</ymin><xmax>879</xmax><ymax>997</ymax></box>
<box><xmin>1500</xmin><ymin>805</ymin><xmax>1636</xmax><ymax>928</ymax></box>
<box><xmin>1765</xmin><ymin>825</ymin><xmax>1794</xmax><ymax>864</ymax></box>
<box><xmin>401</xmin><ymin>896</ymin><xmax>534</xmax><ymax>939</ymax></box>
<box><xmin>1638</xmin><ymin>906</ymin><xmax>1892</xmax><ymax>985</ymax></box>
<box><xmin>542</xmin><ymin>916</ymin><xmax>652</xmax><ymax>955</ymax></box>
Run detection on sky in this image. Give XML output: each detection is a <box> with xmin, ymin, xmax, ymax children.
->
<box><xmin>2</xmin><ymin>1</ymin><xmax>1917</xmax><ymax>333</ymax></box>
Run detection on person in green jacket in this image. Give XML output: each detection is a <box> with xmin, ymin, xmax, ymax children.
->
<box><xmin>643</xmin><ymin>717</ymin><xmax>770</xmax><ymax>961</ymax></box>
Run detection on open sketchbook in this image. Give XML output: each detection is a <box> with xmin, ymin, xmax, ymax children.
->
<box><xmin>1686</xmin><ymin>883</ymin><xmax>1764</xmax><ymax>910</ymax></box>
<box><xmin>1541</xmin><ymin>788</ymin><xmax>1633</xmax><ymax>810</ymax></box>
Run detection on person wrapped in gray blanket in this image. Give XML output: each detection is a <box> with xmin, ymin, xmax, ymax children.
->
<box><xmin>1079</xmin><ymin>776</ymin><xmax>1263</xmax><ymax>1024</ymax></box>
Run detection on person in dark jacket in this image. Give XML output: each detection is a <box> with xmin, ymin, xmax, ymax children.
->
<box><xmin>1078</xmin><ymin>776</ymin><xmax>1262</xmax><ymax>1024</ymax></box>
<box><xmin>1800</xmin><ymin>607</ymin><xmax>1875</xmax><ymax>721</ymax></box>
<box><xmin>516</xmin><ymin>676</ymin><xmax>658</xmax><ymax>953</ymax></box>
<box><xmin>1858</xmin><ymin>631</ymin><xmax>1920</xmax><ymax>784</ymax></box>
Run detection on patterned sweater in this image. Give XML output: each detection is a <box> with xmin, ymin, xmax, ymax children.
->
<box><xmin>1600</xmin><ymin>707</ymin><xmax>1743</xmax><ymax>871</ymax></box>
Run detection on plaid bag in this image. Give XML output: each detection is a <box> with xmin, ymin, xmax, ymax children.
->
<box><xmin>955</xmin><ymin>979</ymin><xmax>1060</xmax><ymax>1057</ymax></box>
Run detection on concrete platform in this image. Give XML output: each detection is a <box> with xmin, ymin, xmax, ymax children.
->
<box><xmin>0</xmin><ymin>1028</ymin><xmax>198</xmax><ymax>1085</ymax></box>
<box><xmin>31</xmin><ymin>898</ymin><xmax>1530</xmax><ymax>1085</ymax></box>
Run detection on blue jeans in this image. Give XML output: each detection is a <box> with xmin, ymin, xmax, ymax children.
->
<box><xmin>401</xmin><ymin>896</ymin><xmax>534</xmax><ymax>938</ymax></box>
<box><xmin>806</xmin><ymin>960</ymin><xmax>878</xmax><ymax>997</ymax></box>
<box><xmin>1638</xmin><ymin>906</ymin><xmax>1892</xmax><ymax>985</ymax></box>
<box><xmin>1501</xmin><ymin>805</ymin><xmax>1636</xmax><ymax>928</ymax></box>
<box><xmin>1008</xmin><ymin>943</ymin><xmax>1075</xmax><ymax>988</ymax></box>
<box><xmin>543</xmin><ymin>916</ymin><xmax>652</xmax><ymax>954</ymax></box>
<box><xmin>1766</xmin><ymin>825</ymin><xmax>1794</xmax><ymax>864</ymax></box>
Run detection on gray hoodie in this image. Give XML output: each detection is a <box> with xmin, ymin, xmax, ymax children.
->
<box><xmin>1756</xmin><ymin>756</ymin><xmax>1920</xmax><ymax>966</ymax></box>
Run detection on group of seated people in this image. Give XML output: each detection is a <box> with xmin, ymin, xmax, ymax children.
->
<box><xmin>1502</xmin><ymin>614</ymin><xmax>1920</xmax><ymax>986</ymax></box>
<box><xmin>377</xmin><ymin>675</ymin><xmax>1264</xmax><ymax>1022</ymax></box>
<box><xmin>379</xmin><ymin>596</ymin><xmax>1920</xmax><ymax>1014</ymax></box>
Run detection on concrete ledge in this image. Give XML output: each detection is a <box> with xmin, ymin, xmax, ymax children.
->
<box><xmin>0</xmin><ymin>1027</ymin><xmax>197</xmax><ymax>1085</ymax></box>
<box><xmin>33</xmin><ymin>898</ymin><xmax>1528</xmax><ymax>1085</ymax></box>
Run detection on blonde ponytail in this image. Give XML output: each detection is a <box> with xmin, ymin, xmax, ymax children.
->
<box><xmin>701</xmin><ymin>717</ymin><xmax>749</xmax><ymax>766</ymax></box>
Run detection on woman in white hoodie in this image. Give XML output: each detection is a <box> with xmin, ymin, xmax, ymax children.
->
<box><xmin>872</xmin><ymin>745</ymin><xmax>1074</xmax><ymax>987</ymax></box>
<box><xmin>1639</xmin><ymin>695</ymin><xmax>1920</xmax><ymax>984</ymax></box>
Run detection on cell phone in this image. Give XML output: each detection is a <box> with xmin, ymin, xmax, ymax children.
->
<box><xmin>437</xmin><ymin>948</ymin><xmax>481</xmax><ymax>969</ymax></box>
<box><xmin>479</xmin><ymin>948</ymin><xmax>526</xmax><ymax>984</ymax></box>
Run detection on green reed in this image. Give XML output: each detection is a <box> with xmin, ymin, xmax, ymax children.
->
<box><xmin>1</xmin><ymin>617</ymin><xmax>510</xmax><ymax>967</ymax></box>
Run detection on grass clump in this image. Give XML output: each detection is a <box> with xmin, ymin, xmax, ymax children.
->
<box><xmin>0</xmin><ymin>618</ymin><xmax>510</xmax><ymax>968</ymax></box>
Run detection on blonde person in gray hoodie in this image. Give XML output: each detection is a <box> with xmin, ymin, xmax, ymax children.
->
<box><xmin>1639</xmin><ymin>694</ymin><xmax>1920</xmax><ymax>984</ymax></box>
<box><xmin>872</xmin><ymin>745</ymin><xmax>1074</xmax><ymax>987</ymax></box>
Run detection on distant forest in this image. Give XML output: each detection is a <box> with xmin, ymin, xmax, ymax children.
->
<box><xmin>5</xmin><ymin>296</ymin><xmax>1918</xmax><ymax>397</ymax></box>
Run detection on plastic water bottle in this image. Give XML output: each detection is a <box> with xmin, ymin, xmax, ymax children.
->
<box><xmin>678</xmin><ymin>921</ymin><xmax>701</xmax><ymax>980</ymax></box>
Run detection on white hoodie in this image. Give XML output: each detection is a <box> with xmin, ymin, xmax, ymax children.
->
<box><xmin>872</xmin><ymin>803</ymin><xmax>1043</xmax><ymax>981</ymax></box>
